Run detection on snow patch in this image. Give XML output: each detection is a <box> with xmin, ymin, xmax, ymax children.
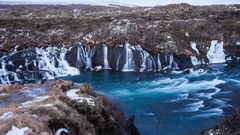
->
<box><xmin>66</xmin><ymin>89</ymin><xmax>95</xmax><ymax>106</ymax></box>
<box><xmin>5</xmin><ymin>126</ymin><xmax>29</xmax><ymax>135</ymax></box>
<box><xmin>0</xmin><ymin>112</ymin><xmax>14</xmax><ymax>120</ymax></box>
<box><xmin>20</xmin><ymin>96</ymin><xmax>49</xmax><ymax>108</ymax></box>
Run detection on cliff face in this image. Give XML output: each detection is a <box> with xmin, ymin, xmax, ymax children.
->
<box><xmin>0</xmin><ymin>80</ymin><xmax>140</xmax><ymax>135</ymax></box>
<box><xmin>0</xmin><ymin>4</ymin><xmax>239</xmax><ymax>83</ymax></box>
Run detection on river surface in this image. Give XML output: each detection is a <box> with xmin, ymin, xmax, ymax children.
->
<box><xmin>63</xmin><ymin>62</ymin><xmax>240</xmax><ymax>135</ymax></box>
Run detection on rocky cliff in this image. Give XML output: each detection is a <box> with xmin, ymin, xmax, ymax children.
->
<box><xmin>0</xmin><ymin>4</ymin><xmax>239</xmax><ymax>83</ymax></box>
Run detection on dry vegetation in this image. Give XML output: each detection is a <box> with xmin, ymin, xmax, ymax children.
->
<box><xmin>0</xmin><ymin>80</ymin><xmax>140</xmax><ymax>135</ymax></box>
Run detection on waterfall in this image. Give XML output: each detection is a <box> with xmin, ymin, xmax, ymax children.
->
<box><xmin>102</xmin><ymin>44</ymin><xmax>110</xmax><ymax>69</ymax></box>
<box><xmin>36</xmin><ymin>47</ymin><xmax>79</xmax><ymax>79</ymax></box>
<box><xmin>122</xmin><ymin>43</ymin><xmax>135</xmax><ymax>71</ymax></box>
<box><xmin>157</xmin><ymin>54</ymin><xmax>162</xmax><ymax>71</ymax></box>
<box><xmin>76</xmin><ymin>46</ymin><xmax>81</xmax><ymax>69</ymax></box>
<box><xmin>135</xmin><ymin>45</ymin><xmax>148</xmax><ymax>72</ymax></box>
<box><xmin>191</xmin><ymin>56</ymin><xmax>201</xmax><ymax>66</ymax></box>
<box><xmin>0</xmin><ymin>60</ymin><xmax>10</xmax><ymax>84</ymax></box>
<box><xmin>76</xmin><ymin>45</ymin><xmax>95</xmax><ymax>70</ymax></box>
<box><xmin>207</xmin><ymin>40</ymin><xmax>226</xmax><ymax>63</ymax></box>
<box><xmin>190</xmin><ymin>42</ymin><xmax>199</xmax><ymax>54</ymax></box>
<box><xmin>115</xmin><ymin>46</ymin><xmax>122</xmax><ymax>70</ymax></box>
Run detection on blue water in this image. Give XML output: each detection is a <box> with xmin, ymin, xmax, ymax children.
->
<box><xmin>62</xmin><ymin>63</ymin><xmax>240</xmax><ymax>135</ymax></box>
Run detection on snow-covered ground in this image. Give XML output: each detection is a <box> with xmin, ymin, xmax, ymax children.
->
<box><xmin>5</xmin><ymin>126</ymin><xmax>29</xmax><ymax>135</ymax></box>
<box><xmin>0</xmin><ymin>0</ymin><xmax>238</xmax><ymax>6</ymax></box>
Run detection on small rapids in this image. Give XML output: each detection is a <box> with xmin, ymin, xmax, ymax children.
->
<box><xmin>63</xmin><ymin>62</ymin><xmax>240</xmax><ymax>135</ymax></box>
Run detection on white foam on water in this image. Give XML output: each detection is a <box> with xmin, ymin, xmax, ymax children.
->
<box><xmin>143</xmin><ymin>112</ymin><xmax>155</xmax><ymax>116</ymax></box>
<box><xmin>113</xmin><ymin>77</ymin><xmax>225</xmax><ymax>96</ymax></box>
<box><xmin>207</xmin><ymin>40</ymin><xmax>226</xmax><ymax>63</ymax></box>
<box><xmin>194</xmin><ymin>87</ymin><xmax>221</xmax><ymax>99</ymax></box>
<box><xmin>180</xmin><ymin>100</ymin><xmax>205</xmax><ymax>112</ymax></box>
<box><xmin>193</xmin><ymin>108</ymin><xmax>223</xmax><ymax>118</ymax></box>
<box><xmin>148</xmin><ymin>78</ymin><xmax>225</xmax><ymax>94</ymax></box>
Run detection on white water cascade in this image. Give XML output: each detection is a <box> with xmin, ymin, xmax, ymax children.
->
<box><xmin>122</xmin><ymin>43</ymin><xmax>135</xmax><ymax>71</ymax></box>
<box><xmin>207</xmin><ymin>40</ymin><xmax>226</xmax><ymax>63</ymax></box>
<box><xmin>157</xmin><ymin>54</ymin><xmax>162</xmax><ymax>71</ymax></box>
<box><xmin>190</xmin><ymin>56</ymin><xmax>201</xmax><ymax>66</ymax></box>
<box><xmin>76</xmin><ymin>45</ymin><xmax>95</xmax><ymax>70</ymax></box>
<box><xmin>190</xmin><ymin>42</ymin><xmax>199</xmax><ymax>54</ymax></box>
<box><xmin>102</xmin><ymin>44</ymin><xmax>110</xmax><ymax>69</ymax></box>
<box><xmin>36</xmin><ymin>47</ymin><xmax>79</xmax><ymax>79</ymax></box>
<box><xmin>0</xmin><ymin>60</ymin><xmax>19</xmax><ymax>84</ymax></box>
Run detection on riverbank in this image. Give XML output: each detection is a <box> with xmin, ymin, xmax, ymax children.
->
<box><xmin>0</xmin><ymin>80</ymin><xmax>140</xmax><ymax>135</ymax></box>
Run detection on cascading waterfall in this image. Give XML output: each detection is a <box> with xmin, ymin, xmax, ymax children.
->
<box><xmin>0</xmin><ymin>60</ymin><xmax>10</xmax><ymax>84</ymax></box>
<box><xmin>36</xmin><ymin>47</ymin><xmax>79</xmax><ymax>79</ymax></box>
<box><xmin>122</xmin><ymin>43</ymin><xmax>135</xmax><ymax>71</ymax></box>
<box><xmin>135</xmin><ymin>45</ymin><xmax>148</xmax><ymax>72</ymax></box>
<box><xmin>102</xmin><ymin>44</ymin><xmax>110</xmax><ymax>69</ymax></box>
<box><xmin>0</xmin><ymin>40</ymin><xmax>232</xmax><ymax>84</ymax></box>
<box><xmin>207</xmin><ymin>40</ymin><xmax>226</xmax><ymax>63</ymax></box>
<box><xmin>190</xmin><ymin>56</ymin><xmax>201</xmax><ymax>66</ymax></box>
<box><xmin>0</xmin><ymin>60</ymin><xmax>19</xmax><ymax>84</ymax></box>
<box><xmin>76</xmin><ymin>45</ymin><xmax>95</xmax><ymax>70</ymax></box>
<box><xmin>157</xmin><ymin>54</ymin><xmax>162</xmax><ymax>71</ymax></box>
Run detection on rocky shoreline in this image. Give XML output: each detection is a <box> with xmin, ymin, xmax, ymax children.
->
<box><xmin>0</xmin><ymin>80</ymin><xmax>140</xmax><ymax>135</ymax></box>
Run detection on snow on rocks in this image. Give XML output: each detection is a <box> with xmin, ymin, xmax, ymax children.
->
<box><xmin>0</xmin><ymin>112</ymin><xmax>14</xmax><ymax>120</ymax></box>
<box><xmin>207</xmin><ymin>40</ymin><xmax>226</xmax><ymax>64</ymax></box>
<box><xmin>236</xmin><ymin>41</ymin><xmax>240</xmax><ymax>46</ymax></box>
<box><xmin>56</xmin><ymin>128</ymin><xmax>69</xmax><ymax>135</ymax></box>
<box><xmin>5</xmin><ymin>126</ymin><xmax>29</xmax><ymax>135</ymax></box>
<box><xmin>66</xmin><ymin>89</ymin><xmax>95</xmax><ymax>106</ymax></box>
<box><xmin>20</xmin><ymin>96</ymin><xmax>49</xmax><ymax>108</ymax></box>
